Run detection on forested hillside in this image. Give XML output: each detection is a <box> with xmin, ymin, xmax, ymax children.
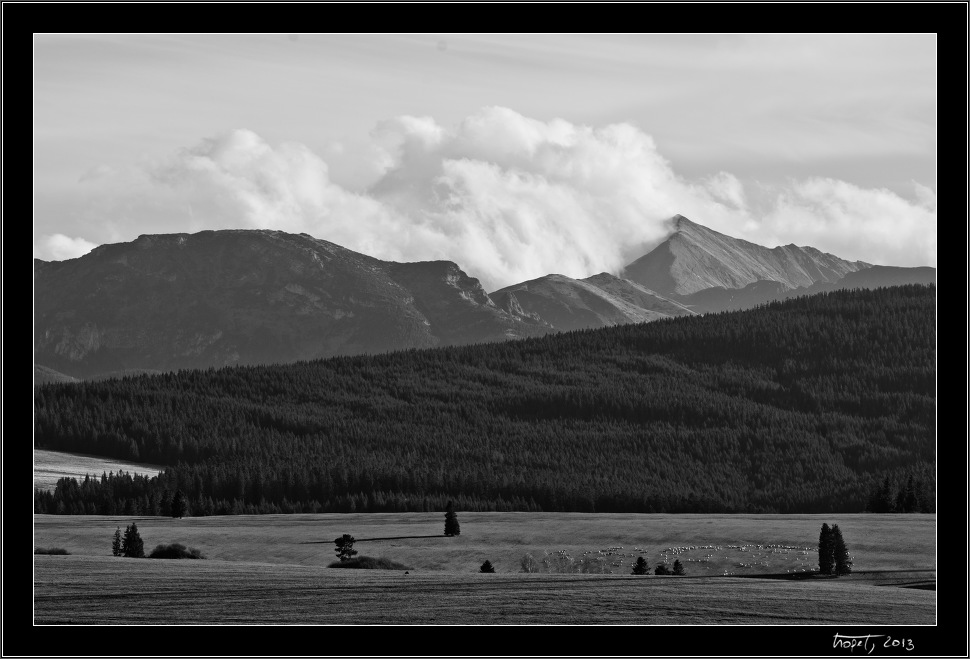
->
<box><xmin>34</xmin><ymin>285</ymin><xmax>936</xmax><ymax>515</ymax></box>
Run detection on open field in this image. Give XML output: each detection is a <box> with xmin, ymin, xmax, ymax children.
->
<box><xmin>34</xmin><ymin>449</ymin><xmax>165</xmax><ymax>493</ymax></box>
<box><xmin>34</xmin><ymin>555</ymin><xmax>934</xmax><ymax>625</ymax></box>
<box><xmin>32</xmin><ymin>512</ymin><xmax>935</xmax><ymax>624</ymax></box>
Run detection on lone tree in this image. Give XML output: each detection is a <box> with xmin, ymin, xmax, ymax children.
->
<box><xmin>480</xmin><ymin>560</ymin><xmax>495</xmax><ymax>573</ymax></box>
<box><xmin>631</xmin><ymin>557</ymin><xmax>649</xmax><ymax>575</ymax></box>
<box><xmin>171</xmin><ymin>489</ymin><xmax>188</xmax><ymax>519</ymax></box>
<box><xmin>831</xmin><ymin>524</ymin><xmax>852</xmax><ymax>576</ymax></box>
<box><xmin>672</xmin><ymin>559</ymin><xmax>686</xmax><ymax>575</ymax></box>
<box><xmin>444</xmin><ymin>500</ymin><xmax>461</xmax><ymax>537</ymax></box>
<box><xmin>654</xmin><ymin>563</ymin><xmax>672</xmax><ymax>575</ymax></box>
<box><xmin>818</xmin><ymin>523</ymin><xmax>835</xmax><ymax>575</ymax></box>
<box><xmin>111</xmin><ymin>527</ymin><xmax>122</xmax><ymax>556</ymax></box>
<box><xmin>334</xmin><ymin>534</ymin><xmax>357</xmax><ymax>562</ymax></box>
<box><xmin>121</xmin><ymin>522</ymin><xmax>145</xmax><ymax>558</ymax></box>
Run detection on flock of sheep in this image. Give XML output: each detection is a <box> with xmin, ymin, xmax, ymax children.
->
<box><xmin>523</xmin><ymin>543</ymin><xmax>823</xmax><ymax>575</ymax></box>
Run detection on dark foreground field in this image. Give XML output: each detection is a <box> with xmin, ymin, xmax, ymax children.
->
<box><xmin>34</xmin><ymin>555</ymin><xmax>934</xmax><ymax>625</ymax></box>
<box><xmin>33</xmin><ymin>512</ymin><xmax>935</xmax><ymax>625</ymax></box>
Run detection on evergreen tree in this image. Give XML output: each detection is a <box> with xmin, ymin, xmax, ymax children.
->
<box><xmin>444</xmin><ymin>500</ymin><xmax>461</xmax><ymax>536</ymax></box>
<box><xmin>479</xmin><ymin>560</ymin><xmax>495</xmax><ymax>573</ymax></box>
<box><xmin>111</xmin><ymin>527</ymin><xmax>122</xmax><ymax>556</ymax></box>
<box><xmin>654</xmin><ymin>563</ymin><xmax>672</xmax><ymax>575</ymax></box>
<box><xmin>121</xmin><ymin>522</ymin><xmax>145</xmax><ymax>558</ymax></box>
<box><xmin>831</xmin><ymin>524</ymin><xmax>852</xmax><ymax>575</ymax></box>
<box><xmin>171</xmin><ymin>489</ymin><xmax>188</xmax><ymax>519</ymax></box>
<box><xmin>818</xmin><ymin>523</ymin><xmax>834</xmax><ymax>575</ymax></box>
<box><xmin>894</xmin><ymin>485</ymin><xmax>907</xmax><ymax>515</ymax></box>
<box><xmin>631</xmin><ymin>557</ymin><xmax>649</xmax><ymax>575</ymax></box>
<box><xmin>902</xmin><ymin>475</ymin><xmax>918</xmax><ymax>513</ymax></box>
<box><xmin>672</xmin><ymin>559</ymin><xmax>685</xmax><ymax>575</ymax></box>
<box><xmin>914</xmin><ymin>479</ymin><xmax>932</xmax><ymax>513</ymax></box>
<box><xmin>878</xmin><ymin>477</ymin><xmax>896</xmax><ymax>513</ymax></box>
<box><xmin>334</xmin><ymin>534</ymin><xmax>357</xmax><ymax>561</ymax></box>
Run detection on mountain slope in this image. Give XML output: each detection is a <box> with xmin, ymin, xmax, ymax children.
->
<box><xmin>490</xmin><ymin>272</ymin><xmax>694</xmax><ymax>332</ymax></box>
<box><xmin>35</xmin><ymin>285</ymin><xmax>937</xmax><ymax>514</ymax></box>
<box><xmin>623</xmin><ymin>215</ymin><xmax>872</xmax><ymax>296</ymax></box>
<box><xmin>674</xmin><ymin>265</ymin><xmax>938</xmax><ymax>314</ymax></box>
<box><xmin>34</xmin><ymin>230</ymin><xmax>548</xmax><ymax>379</ymax></box>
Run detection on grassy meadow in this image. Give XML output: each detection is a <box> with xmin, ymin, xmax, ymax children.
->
<box><xmin>34</xmin><ymin>449</ymin><xmax>164</xmax><ymax>493</ymax></box>
<box><xmin>32</xmin><ymin>512</ymin><xmax>935</xmax><ymax>625</ymax></box>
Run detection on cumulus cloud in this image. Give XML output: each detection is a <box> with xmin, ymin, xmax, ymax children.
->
<box><xmin>34</xmin><ymin>234</ymin><xmax>97</xmax><ymax>261</ymax></box>
<box><xmin>702</xmin><ymin>172</ymin><xmax>746</xmax><ymax>209</ymax></box>
<box><xmin>754</xmin><ymin>177</ymin><xmax>937</xmax><ymax>267</ymax></box>
<box><xmin>38</xmin><ymin>107</ymin><xmax>937</xmax><ymax>288</ymax></box>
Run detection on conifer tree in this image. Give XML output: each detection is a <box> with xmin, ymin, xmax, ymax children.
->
<box><xmin>902</xmin><ymin>475</ymin><xmax>919</xmax><ymax>513</ymax></box>
<box><xmin>334</xmin><ymin>534</ymin><xmax>357</xmax><ymax>561</ymax></box>
<box><xmin>631</xmin><ymin>557</ymin><xmax>649</xmax><ymax>575</ymax></box>
<box><xmin>831</xmin><ymin>524</ymin><xmax>852</xmax><ymax>576</ymax></box>
<box><xmin>444</xmin><ymin>500</ymin><xmax>460</xmax><ymax>537</ymax></box>
<box><xmin>818</xmin><ymin>523</ymin><xmax>834</xmax><ymax>575</ymax></box>
<box><xmin>672</xmin><ymin>559</ymin><xmax>686</xmax><ymax>575</ymax></box>
<box><xmin>121</xmin><ymin>522</ymin><xmax>145</xmax><ymax>558</ymax></box>
<box><xmin>479</xmin><ymin>560</ymin><xmax>495</xmax><ymax>573</ymax></box>
<box><xmin>878</xmin><ymin>477</ymin><xmax>895</xmax><ymax>513</ymax></box>
<box><xmin>111</xmin><ymin>527</ymin><xmax>122</xmax><ymax>556</ymax></box>
<box><xmin>171</xmin><ymin>489</ymin><xmax>188</xmax><ymax>519</ymax></box>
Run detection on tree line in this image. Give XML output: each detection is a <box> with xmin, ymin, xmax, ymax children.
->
<box><xmin>34</xmin><ymin>285</ymin><xmax>936</xmax><ymax>515</ymax></box>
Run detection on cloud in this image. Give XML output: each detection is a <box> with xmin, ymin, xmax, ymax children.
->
<box><xmin>37</xmin><ymin>107</ymin><xmax>937</xmax><ymax>289</ymax></box>
<box><xmin>754</xmin><ymin>177</ymin><xmax>937</xmax><ymax>267</ymax></box>
<box><xmin>702</xmin><ymin>172</ymin><xmax>746</xmax><ymax>209</ymax></box>
<box><xmin>34</xmin><ymin>234</ymin><xmax>97</xmax><ymax>261</ymax></box>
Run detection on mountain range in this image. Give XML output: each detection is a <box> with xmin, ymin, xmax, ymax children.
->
<box><xmin>33</xmin><ymin>215</ymin><xmax>935</xmax><ymax>380</ymax></box>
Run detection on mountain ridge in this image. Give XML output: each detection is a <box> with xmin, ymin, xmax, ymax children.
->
<box><xmin>34</xmin><ymin>220</ymin><xmax>936</xmax><ymax>379</ymax></box>
<box><xmin>622</xmin><ymin>214</ymin><xmax>872</xmax><ymax>296</ymax></box>
<box><xmin>34</xmin><ymin>229</ymin><xmax>549</xmax><ymax>379</ymax></box>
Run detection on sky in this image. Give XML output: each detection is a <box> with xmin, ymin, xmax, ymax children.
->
<box><xmin>34</xmin><ymin>33</ymin><xmax>936</xmax><ymax>292</ymax></box>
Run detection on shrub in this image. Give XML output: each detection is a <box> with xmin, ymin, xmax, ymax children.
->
<box><xmin>148</xmin><ymin>543</ymin><xmax>206</xmax><ymax>559</ymax></box>
<box><xmin>34</xmin><ymin>547</ymin><xmax>70</xmax><ymax>555</ymax></box>
<box><xmin>655</xmin><ymin>563</ymin><xmax>672</xmax><ymax>575</ymax></box>
<box><xmin>327</xmin><ymin>556</ymin><xmax>411</xmax><ymax>570</ymax></box>
<box><xmin>520</xmin><ymin>552</ymin><xmax>539</xmax><ymax>573</ymax></box>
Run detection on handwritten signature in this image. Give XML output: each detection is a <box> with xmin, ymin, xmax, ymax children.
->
<box><xmin>833</xmin><ymin>634</ymin><xmax>915</xmax><ymax>653</ymax></box>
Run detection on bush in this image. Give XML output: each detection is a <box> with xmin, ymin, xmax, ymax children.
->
<box><xmin>327</xmin><ymin>556</ymin><xmax>412</xmax><ymax>570</ymax></box>
<box><xmin>655</xmin><ymin>563</ymin><xmax>672</xmax><ymax>575</ymax></box>
<box><xmin>34</xmin><ymin>547</ymin><xmax>70</xmax><ymax>555</ymax></box>
<box><xmin>520</xmin><ymin>552</ymin><xmax>539</xmax><ymax>573</ymax></box>
<box><xmin>148</xmin><ymin>543</ymin><xmax>206</xmax><ymax>559</ymax></box>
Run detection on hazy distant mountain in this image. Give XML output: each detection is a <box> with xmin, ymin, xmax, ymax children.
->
<box><xmin>34</xmin><ymin>230</ymin><xmax>549</xmax><ymax>379</ymax></box>
<box><xmin>34</xmin><ymin>365</ymin><xmax>78</xmax><ymax>385</ymax></box>
<box><xmin>491</xmin><ymin>272</ymin><xmax>694</xmax><ymax>332</ymax></box>
<box><xmin>623</xmin><ymin>215</ymin><xmax>871</xmax><ymax>297</ymax></box>
<box><xmin>673</xmin><ymin>265</ymin><xmax>938</xmax><ymax>314</ymax></box>
<box><xmin>831</xmin><ymin>265</ymin><xmax>936</xmax><ymax>290</ymax></box>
